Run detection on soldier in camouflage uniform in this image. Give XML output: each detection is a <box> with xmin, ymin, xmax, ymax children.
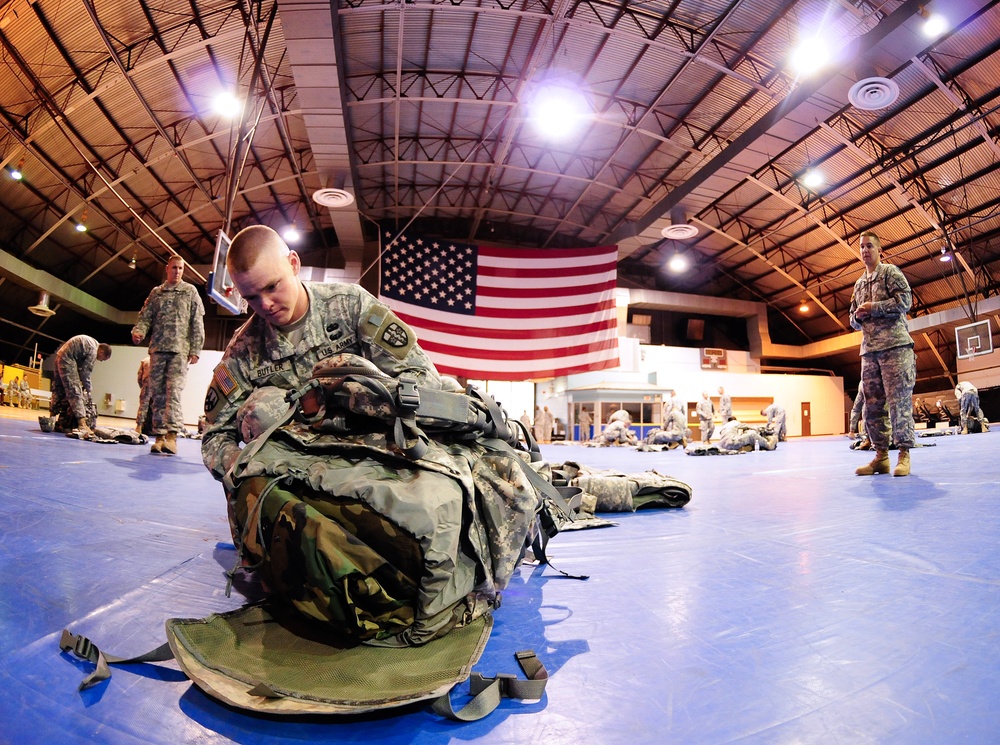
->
<box><xmin>132</xmin><ymin>255</ymin><xmax>205</xmax><ymax>455</ymax></box>
<box><xmin>955</xmin><ymin>381</ymin><xmax>990</xmax><ymax>434</ymax></box>
<box><xmin>50</xmin><ymin>335</ymin><xmax>112</xmax><ymax>436</ymax></box>
<box><xmin>718</xmin><ymin>386</ymin><xmax>733</xmax><ymax>422</ymax></box>
<box><xmin>696</xmin><ymin>391</ymin><xmax>715</xmax><ymax>443</ymax></box>
<box><xmin>849</xmin><ymin>231</ymin><xmax>916</xmax><ymax>476</ymax></box>
<box><xmin>761</xmin><ymin>403</ymin><xmax>787</xmax><ymax>441</ymax></box>
<box><xmin>201</xmin><ymin>225</ymin><xmax>542</xmax><ymax>645</ymax></box>
<box><xmin>202</xmin><ymin>226</ymin><xmax>447</xmax><ymax>481</ymax></box>
<box><xmin>717</xmin><ymin>418</ymin><xmax>778</xmax><ymax>453</ymax></box>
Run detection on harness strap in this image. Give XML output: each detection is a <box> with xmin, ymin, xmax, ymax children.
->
<box><xmin>431</xmin><ymin>650</ymin><xmax>548</xmax><ymax>721</ymax></box>
<box><xmin>58</xmin><ymin>629</ymin><xmax>173</xmax><ymax>690</ymax></box>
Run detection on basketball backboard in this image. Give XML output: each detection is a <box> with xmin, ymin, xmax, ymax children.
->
<box><xmin>206</xmin><ymin>230</ymin><xmax>247</xmax><ymax>316</ymax></box>
<box><xmin>955</xmin><ymin>319</ymin><xmax>992</xmax><ymax>360</ymax></box>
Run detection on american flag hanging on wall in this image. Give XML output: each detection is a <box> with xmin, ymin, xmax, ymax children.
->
<box><xmin>378</xmin><ymin>230</ymin><xmax>621</xmax><ymax>381</ymax></box>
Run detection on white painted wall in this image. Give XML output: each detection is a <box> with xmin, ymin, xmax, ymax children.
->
<box><xmin>537</xmin><ymin>345</ymin><xmax>846</xmax><ymax>437</ymax></box>
<box><xmin>88</xmin><ymin>345</ymin><xmax>224</xmax><ymax>427</ymax></box>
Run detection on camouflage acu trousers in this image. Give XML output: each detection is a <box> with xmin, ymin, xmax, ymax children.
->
<box><xmin>148</xmin><ymin>351</ymin><xmax>189</xmax><ymax>434</ymax></box>
<box><xmin>861</xmin><ymin>344</ymin><xmax>915</xmax><ymax>450</ymax></box>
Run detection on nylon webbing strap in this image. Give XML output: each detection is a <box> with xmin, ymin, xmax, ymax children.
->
<box><xmin>431</xmin><ymin>650</ymin><xmax>548</xmax><ymax>721</ymax></box>
<box><xmin>58</xmin><ymin>629</ymin><xmax>174</xmax><ymax>690</ymax></box>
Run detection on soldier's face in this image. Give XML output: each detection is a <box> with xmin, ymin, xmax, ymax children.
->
<box><xmin>166</xmin><ymin>261</ymin><xmax>184</xmax><ymax>285</ymax></box>
<box><xmin>231</xmin><ymin>248</ymin><xmax>307</xmax><ymax>327</ymax></box>
<box><xmin>859</xmin><ymin>236</ymin><xmax>880</xmax><ymax>271</ymax></box>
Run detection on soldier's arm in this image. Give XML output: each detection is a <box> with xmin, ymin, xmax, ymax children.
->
<box><xmin>201</xmin><ymin>359</ymin><xmax>251</xmax><ymax>482</ymax></box>
<box><xmin>131</xmin><ymin>287</ymin><xmax>159</xmax><ymax>341</ymax></box>
<box><xmin>189</xmin><ymin>289</ymin><xmax>206</xmax><ymax>356</ymax></box>
<box><xmin>353</xmin><ymin>292</ymin><xmax>443</xmax><ymax>387</ymax></box>
<box><xmin>873</xmin><ymin>267</ymin><xmax>912</xmax><ymax>317</ymax></box>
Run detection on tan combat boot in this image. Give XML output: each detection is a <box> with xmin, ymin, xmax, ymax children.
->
<box><xmin>151</xmin><ymin>435</ymin><xmax>165</xmax><ymax>453</ymax></box>
<box><xmin>856</xmin><ymin>450</ymin><xmax>890</xmax><ymax>476</ymax></box>
<box><xmin>893</xmin><ymin>449</ymin><xmax>911</xmax><ymax>477</ymax></box>
<box><xmin>162</xmin><ymin>432</ymin><xmax>178</xmax><ymax>455</ymax></box>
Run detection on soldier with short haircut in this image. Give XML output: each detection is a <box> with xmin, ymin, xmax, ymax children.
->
<box><xmin>132</xmin><ymin>255</ymin><xmax>205</xmax><ymax>455</ymax></box>
<box><xmin>850</xmin><ymin>231</ymin><xmax>916</xmax><ymax>477</ymax></box>
<box><xmin>50</xmin><ymin>335</ymin><xmax>112</xmax><ymax>436</ymax></box>
<box><xmin>201</xmin><ymin>224</ymin><xmax>445</xmax><ymax>481</ymax></box>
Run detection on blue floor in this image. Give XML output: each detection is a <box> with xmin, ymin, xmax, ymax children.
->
<box><xmin>2</xmin><ymin>415</ymin><xmax>999</xmax><ymax>744</ymax></box>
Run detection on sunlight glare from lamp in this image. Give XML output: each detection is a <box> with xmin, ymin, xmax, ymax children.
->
<box><xmin>921</xmin><ymin>12</ymin><xmax>948</xmax><ymax>38</ymax></box>
<box><xmin>802</xmin><ymin>169</ymin><xmax>824</xmax><ymax>189</ymax></box>
<box><xmin>528</xmin><ymin>83</ymin><xmax>591</xmax><ymax>140</ymax></box>
<box><xmin>214</xmin><ymin>91</ymin><xmax>242</xmax><ymax>118</ymax></box>
<box><xmin>789</xmin><ymin>37</ymin><xmax>830</xmax><ymax>76</ymax></box>
<box><xmin>668</xmin><ymin>252</ymin><xmax>688</xmax><ymax>273</ymax></box>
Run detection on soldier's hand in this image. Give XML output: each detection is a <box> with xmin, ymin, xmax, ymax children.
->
<box><xmin>131</xmin><ymin>332</ymin><xmax>143</xmax><ymax>345</ymax></box>
<box><xmin>189</xmin><ymin>354</ymin><xmax>199</xmax><ymax>364</ymax></box>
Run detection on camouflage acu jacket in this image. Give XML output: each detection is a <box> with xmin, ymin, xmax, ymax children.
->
<box><xmin>849</xmin><ymin>263</ymin><xmax>914</xmax><ymax>354</ymax></box>
<box><xmin>131</xmin><ymin>280</ymin><xmax>205</xmax><ymax>356</ymax></box>
<box><xmin>201</xmin><ymin>282</ymin><xmax>444</xmax><ymax>481</ymax></box>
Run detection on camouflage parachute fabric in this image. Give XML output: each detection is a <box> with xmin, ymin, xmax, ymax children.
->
<box><xmin>226</xmin><ymin>414</ymin><xmax>542</xmax><ymax>647</ymax></box>
<box><xmin>554</xmin><ymin>461</ymin><xmax>692</xmax><ymax>511</ymax></box>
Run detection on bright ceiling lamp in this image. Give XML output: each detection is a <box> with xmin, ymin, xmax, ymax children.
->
<box><xmin>789</xmin><ymin>37</ymin><xmax>830</xmax><ymax>76</ymax></box>
<box><xmin>213</xmin><ymin>91</ymin><xmax>242</xmax><ymax>118</ymax></box>
<box><xmin>10</xmin><ymin>157</ymin><xmax>24</xmax><ymax>180</ymax></box>
<box><xmin>282</xmin><ymin>224</ymin><xmax>300</xmax><ymax>243</ymax></box>
<box><xmin>667</xmin><ymin>251</ymin><xmax>688</xmax><ymax>273</ymax></box>
<box><xmin>918</xmin><ymin>6</ymin><xmax>948</xmax><ymax>38</ymax></box>
<box><xmin>798</xmin><ymin>298</ymin><xmax>810</xmax><ymax>313</ymax></box>
<box><xmin>939</xmin><ymin>246</ymin><xmax>952</xmax><ymax>262</ymax></box>
<box><xmin>75</xmin><ymin>209</ymin><xmax>88</xmax><ymax>232</ymax></box>
<box><xmin>527</xmin><ymin>74</ymin><xmax>592</xmax><ymax>141</ymax></box>
<box><xmin>801</xmin><ymin>168</ymin><xmax>824</xmax><ymax>189</ymax></box>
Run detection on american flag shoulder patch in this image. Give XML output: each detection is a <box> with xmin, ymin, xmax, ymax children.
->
<box><xmin>213</xmin><ymin>363</ymin><xmax>239</xmax><ymax>397</ymax></box>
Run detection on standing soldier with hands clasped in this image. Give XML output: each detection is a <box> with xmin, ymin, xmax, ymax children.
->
<box><xmin>132</xmin><ymin>255</ymin><xmax>205</xmax><ymax>455</ymax></box>
<box><xmin>849</xmin><ymin>231</ymin><xmax>916</xmax><ymax>477</ymax></box>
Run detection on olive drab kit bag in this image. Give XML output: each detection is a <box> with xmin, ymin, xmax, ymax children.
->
<box><xmin>59</xmin><ymin>355</ymin><xmax>582</xmax><ymax>721</ymax></box>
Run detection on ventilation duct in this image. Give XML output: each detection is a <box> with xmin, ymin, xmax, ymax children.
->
<box><xmin>848</xmin><ymin>64</ymin><xmax>899</xmax><ymax>111</ymax></box>
<box><xmin>312</xmin><ymin>188</ymin><xmax>356</xmax><ymax>208</ymax></box>
<box><xmin>28</xmin><ymin>290</ymin><xmax>56</xmax><ymax>317</ymax></box>
<box><xmin>660</xmin><ymin>206</ymin><xmax>699</xmax><ymax>240</ymax></box>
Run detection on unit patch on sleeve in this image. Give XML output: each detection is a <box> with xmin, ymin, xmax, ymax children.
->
<box><xmin>363</xmin><ymin>304</ymin><xmax>416</xmax><ymax>360</ymax></box>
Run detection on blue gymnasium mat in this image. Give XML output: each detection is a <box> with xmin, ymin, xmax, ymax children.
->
<box><xmin>2</xmin><ymin>416</ymin><xmax>1000</xmax><ymax>744</ymax></box>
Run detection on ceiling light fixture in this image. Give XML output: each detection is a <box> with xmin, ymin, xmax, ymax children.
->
<box><xmin>939</xmin><ymin>246</ymin><xmax>952</xmax><ymax>263</ymax></box>
<box><xmin>801</xmin><ymin>169</ymin><xmax>824</xmax><ymax>189</ymax></box>
<box><xmin>28</xmin><ymin>291</ymin><xmax>56</xmax><ymax>318</ymax></box>
<box><xmin>213</xmin><ymin>91</ymin><xmax>242</xmax><ymax>118</ymax></box>
<box><xmin>75</xmin><ymin>208</ymin><xmax>88</xmax><ymax>232</ymax></box>
<box><xmin>527</xmin><ymin>73</ymin><xmax>592</xmax><ymax>141</ymax></box>
<box><xmin>918</xmin><ymin>6</ymin><xmax>948</xmax><ymax>38</ymax></box>
<box><xmin>798</xmin><ymin>298</ymin><xmax>810</xmax><ymax>313</ymax></box>
<box><xmin>128</xmin><ymin>254</ymin><xmax>137</xmax><ymax>270</ymax></box>
<box><xmin>10</xmin><ymin>157</ymin><xmax>24</xmax><ymax>180</ymax></box>
<box><xmin>282</xmin><ymin>224</ymin><xmax>300</xmax><ymax>243</ymax></box>
<box><xmin>789</xmin><ymin>37</ymin><xmax>830</xmax><ymax>76</ymax></box>
<box><xmin>668</xmin><ymin>250</ymin><xmax>688</xmax><ymax>273</ymax></box>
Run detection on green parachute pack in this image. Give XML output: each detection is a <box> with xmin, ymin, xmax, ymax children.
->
<box><xmin>60</xmin><ymin>355</ymin><xmax>581</xmax><ymax>721</ymax></box>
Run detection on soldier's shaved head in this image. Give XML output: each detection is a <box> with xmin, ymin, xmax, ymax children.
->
<box><xmin>227</xmin><ymin>224</ymin><xmax>308</xmax><ymax>327</ymax></box>
<box><xmin>227</xmin><ymin>225</ymin><xmax>290</xmax><ymax>275</ymax></box>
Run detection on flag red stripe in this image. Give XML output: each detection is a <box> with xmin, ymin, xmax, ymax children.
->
<box><xmin>479</xmin><ymin>245</ymin><xmax>617</xmax><ymax>261</ymax></box>
<box><xmin>395</xmin><ymin>311</ymin><xmax>617</xmax><ymax>340</ymax></box>
<box><xmin>476</xmin><ymin>282</ymin><xmax>615</xmax><ymax>300</ymax></box>
<box><xmin>437</xmin><ymin>357</ymin><xmax>620</xmax><ymax>382</ymax></box>
<box><xmin>417</xmin><ymin>337</ymin><xmax>620</xmax><ymax>362</ymax></box>
<box><xmin>477</xmin><ymin>262</ymin><xmax>618</xmax><ymax>280</ymax></box>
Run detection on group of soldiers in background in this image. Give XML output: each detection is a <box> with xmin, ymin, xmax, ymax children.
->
<box><xmin>851</xmin><ymin>381</ymin><xmax>989</xmax><ymax>451</ymax></box>
<box><xmin>0</xmin><ymin>376</ymin><xmax>34</xmax><ymax>408</ymax></box>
